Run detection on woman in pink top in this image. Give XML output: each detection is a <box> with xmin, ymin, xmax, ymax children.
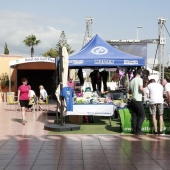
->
<box><xmin>18</xmin><ymin>78</ymin><xmax>31</xmax><ymax>125</ymax></box>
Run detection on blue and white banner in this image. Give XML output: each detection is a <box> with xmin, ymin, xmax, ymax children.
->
<box><xmin>67</xmin><ymin>104</ymin><xmax>116</xmax><ymax>116</ymax></box>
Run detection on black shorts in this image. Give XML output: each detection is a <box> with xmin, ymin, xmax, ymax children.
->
<box><xmin>20</xmin><ymin>100</ymin><xmax>29</xmax><ymax>108</ymax></box>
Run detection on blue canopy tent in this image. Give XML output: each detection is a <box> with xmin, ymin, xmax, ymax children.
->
<box><xmin>69</xmin><ymin>34</ymin><xmax>145</xmax><ymax>68</ymax></box>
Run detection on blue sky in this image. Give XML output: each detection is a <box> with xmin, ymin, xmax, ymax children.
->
<box><xmin>0</xmin><ymin>0</ymin><xmax>170</xmax><ymax>67</ymax></box>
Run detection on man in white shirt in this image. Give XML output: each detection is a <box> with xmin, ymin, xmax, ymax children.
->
<box><xmin>146</xmin><ymin>79</ymin><xmax>164</xmax><ymax>135</ymax></box>
<box><xmin>161</xmin><ymin>79</ymin><xmax>170</xmax><ymax>106</ymax></box>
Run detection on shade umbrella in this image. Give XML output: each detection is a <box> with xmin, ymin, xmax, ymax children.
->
<box><xmin>59</xmin><ymin>47</ymin><xmax>68</xmax><ymax>126</ymax></box>
<box><xmin>62</xmin><ymin>46</ymin><xmax>69</xmax><ymax>87</ymax></box>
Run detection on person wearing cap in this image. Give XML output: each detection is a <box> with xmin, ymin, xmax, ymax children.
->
<box><xmin>67</xmin><ymin>76</ymin><xmax>75</xmax><ymax>90</ymax></box>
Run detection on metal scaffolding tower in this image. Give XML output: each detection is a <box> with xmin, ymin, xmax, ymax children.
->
<box><xmin>83</xmin><ymin>17</ymin><xmax>94</xmax><ymax>47</ymax></box>
<box><xmin>157</xmin><ymin>17</ymin><xmax>166</xmax><ymax>80</ymax></box>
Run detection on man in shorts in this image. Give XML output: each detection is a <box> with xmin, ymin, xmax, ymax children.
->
<box><xmin>146</xmin><ymin>79</ymin><xmax>164</xmax><ymax>135</ymax></box>
<box><xmin>161</xmin><ymin>79</ymin><xmax>170</xmax><ymax>107</ymax></box>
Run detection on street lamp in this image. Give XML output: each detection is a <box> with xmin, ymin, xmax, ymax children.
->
<box><xmin>137</xmin><ymin>26</ymin><xmax>142</xmax><ymax>39</ymax></box>
<box><xmin>167</xmin><ymin>52</ymin><xmax>170</xmax><ymax>66</ymax></box>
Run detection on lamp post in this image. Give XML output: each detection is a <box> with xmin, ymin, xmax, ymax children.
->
<box><xmin>137</xmin><ymin>26</ymin><xmax>142</xmax><ymax>39</ymax></box>
<box><xmin>167</xmin><ymin>52</ymin><xmax>170</xmax><ymax>66</ymax></box>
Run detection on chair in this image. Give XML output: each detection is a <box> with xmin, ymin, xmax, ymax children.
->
<box><xmin>38</xmin><ymin>95</ymin><xmax>50</xmax><ymax>112</ymax></box>
<box><xmin>28</xmin><ymin>97</ymin><xmax>36</xmax><ymax>112</ymax></box>
<box><xmin>7</xmin><ymin>94</ymin><xmax>20</xmax><ymax>111</ymax></box>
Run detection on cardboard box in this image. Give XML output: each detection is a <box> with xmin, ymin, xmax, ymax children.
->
<box><xmin>69</xmin><ymin>115</ymin><xmax>83</xmax><ymax>124</ymax></box>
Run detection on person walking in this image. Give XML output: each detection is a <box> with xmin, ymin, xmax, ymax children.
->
<box><xmin>129</xmin><ymin>68</ymin><xmax>146</xmax><ymax>135</ymax></box>
<box><xmin>18</xmin><ymin>78</ymin><xmax>31</xmax><ymax>125</ymax></box>
<box><xmin>146</xmin><ymin>79</ymin><xmax>164</xmax><ymax>135</ymax></box>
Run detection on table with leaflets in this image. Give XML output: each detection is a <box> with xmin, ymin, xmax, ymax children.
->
<box><xmin>66</xmin><ymin>103</ymin><xmax>117</xmax><ymax>125</ymax></box>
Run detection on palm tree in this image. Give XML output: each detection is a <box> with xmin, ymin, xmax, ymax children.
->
<box><xmin>23</xmin><ymin>35</ymin><xmax>41</xmax><ymax>57</ymax></box>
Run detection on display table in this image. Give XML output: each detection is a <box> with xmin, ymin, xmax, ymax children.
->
<box><xmin>119</xmin><ymin>108</ymin><xmax>170</xmax><ymax>134</ymax></box>
<box><xmin>67</xmin><ymin>103</ymin><xmax>116</xmax><ymax>116</ymax></box>
<box><xmin>66</xmin><ymin>103</ymin><xmax>116</xmax><ymax>125</ymax></box>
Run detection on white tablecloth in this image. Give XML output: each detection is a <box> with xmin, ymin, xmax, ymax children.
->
<box><xmin>66</xmin><ymin>104</ymin><xmax>116</xmax><ymax>116</ymax></box>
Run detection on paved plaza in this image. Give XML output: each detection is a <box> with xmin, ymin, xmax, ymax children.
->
<box><xmin>0</xmin><ymin>101</ymin><xmax>170</xmax><ymax>170</ymax></box>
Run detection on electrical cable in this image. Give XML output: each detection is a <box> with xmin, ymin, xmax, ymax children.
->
<box><xmin>163</xmin><ymin>23</ymin><xmax>170</xmax><ymax>37</ymax></box>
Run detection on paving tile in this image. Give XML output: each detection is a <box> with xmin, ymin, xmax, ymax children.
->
<box><xmin>31</xmin><ymin>165</ymin><xmax>58</xmax><ymax>170</ymax></box>
<box><xmin>0</xmin><ymin>154</ymin><xmax>15</xmax><ymax>160</ymax></box>
<box><xmin>84</xmin><ymin>164</ymin><xmax>110</xmax><ymax>170</ymax></box>
<box><xmin>39</xmin><ymin>149</ymin><xmax>61</xmax><ymax>154</ymax></box>
<box><xmin>4</xmin><ymin>165</ymin><xmax>32</xmax><ymax>170</ymax></box>
<box><xmin>109</xmin><ymin>164</ymin><xmax>137</xmax><ymax>170</ymax></box>
<box><xmin>34</xmin><ymin>159</ymin><xmax>59</xmax><ymax>165</ymax></box>
<box><xmin>8</xmin><ymin>159</ymin><xmax>35</xmax><ymax>166</ymax></box>
<box><xmin>103</xmin><ymin>149</ymin><xmax>125</xmax><ymax>153</ymax></box>
<box><xmin>36</xmin><ymin>154</ymin><xmax>60</xmax><ymax>160</ymax></box>
<box><xmin>83</xmin><ymin>149</ymin><xmax>104</xmax><ymax>154</ymax></box>
<box><xmin>0</xmin><ymin>150</ymin><xmax>18</xmax><ymax>155</ymax></box>
<box><xmin>59</xmin><ymin>159</ymin><xmax>83</xmax><ymax>165</ymax></box>
<box><xmin>82</xmin><ymin>145</ymin><xmax>102</xmax><ymax>149</ymax></box>
<box><xmin>135</xmin><ymin>164</ymin><xmax>163</xmax><ymax>170</ymax></box>
<box><xmin>84</xmin><ymin>159</ymin><xmax>108</xmax><ymax>165</ymax></box>
<box><xmin>1</xmin><ymin>102</ymin><xmax>170</xmax><ymax>170</ymax></box>
<box><xmin>60</xmin><ymin>153</ymin><xmax>83</xmax><ymax>160</ymax></box>
<box><xmin>58</xmin><ymin>164</ymin><xmax>83</xmax><ymax>170</ymax></box>
<box><xmin>107</xmin><ymin>158</ymin><xmax>132</xmax><ymax>165</ymax></box>
<box><xmin>83</xmin><ymin>153</ymin><xmax>106</xmax><ymax>159</ymax></box>
<box><xmin>0</xmin><ymin>165</ymin><xmax>6</xmax><ymax>170</ymax></box>
<box><xmin>132</xmin><ymin>159</ymin><xmax>158</xmax><ymax>165</ymax></box>
<box><xmin>0</xmin><ymin>159</ymin><xmax>11</xmax><ymax>166</ymax></box>
<box><xmin>41</xmin><ymin>145</ymin><xmax>61</xmax><ymax>150</ymax></box>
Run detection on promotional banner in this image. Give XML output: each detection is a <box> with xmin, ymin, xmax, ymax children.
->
<box><xmin>119</xmin><ymin>108</ymin><xmax>170</xmax><ymax>134</ymax></box>
<box><xmin>109</xmin><ymin>43</ymin><xmax>147</xmax><ymax>67</ymax></box>
<box><xmin>67</xmin><ymin>104</ymin><xmax>116</xmax><ymax>116</ymax></box>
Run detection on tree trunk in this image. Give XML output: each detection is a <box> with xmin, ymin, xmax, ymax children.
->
<box><xmin>31</xmin><ymin>47</ymin><xmax>34</xmax><ymax>57</ymax></box>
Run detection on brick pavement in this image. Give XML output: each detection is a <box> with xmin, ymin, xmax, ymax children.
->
<box><xmin>0</xmin><ymin>101</ymin><xmax>170</xmax><ymax>170</ymax></box>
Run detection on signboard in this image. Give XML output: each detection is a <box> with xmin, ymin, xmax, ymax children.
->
<box><xmin>67</xmin><ymin>104</ymin><xmax>116</xmax><ymax>116</ymax></box>
<box><xmin>9</xmin><ymin>57</ymin><xmax>55</xmax><ymax>66</ymax></box>
<box><xmin>119</xmin><ymin>108</ymin><xmax>170</xmax><ymax>134</ymax></box>
<box><xmin>107</xmin><ymin>41</ymin><xmax>148</xmax><ymax>67</ymax></box>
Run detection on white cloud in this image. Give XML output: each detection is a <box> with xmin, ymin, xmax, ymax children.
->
<box><xmin>0</xmin><ymin>10</ymin><xmax>83</xmax><ymax>56</ymax></box>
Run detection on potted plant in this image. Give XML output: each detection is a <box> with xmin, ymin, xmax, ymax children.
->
<box><xmin>0</xmin><ymin>73</ymin><xmax>14</xmax><ymax>101</ymax></box>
